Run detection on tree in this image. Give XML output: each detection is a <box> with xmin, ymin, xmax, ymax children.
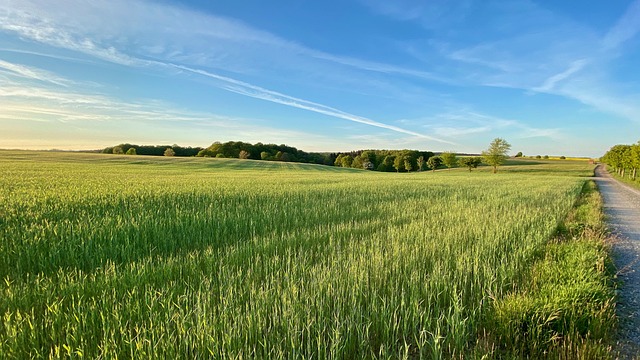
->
<box><xmin>427</xmin><ymin>156</ymin><xmax>442</xmax><ymax>171</ymax></box>
<box><xmin>280</xmin><ymin>152</ymin><xmax>293</xmax><ymax>162</ymax></box>
<box><xmin>239</xmin><ymin>150</ymin><xmax>250</xmax><ymax>159</ymax></box>
<box><xmin>459</xmin><ymin>157</ymin><xmax>482</xmax><ymax>172</ymax></box>
<box><xmin>404</xmin><ymin>158</ymin><xmax>413</xmax><ymax>172</ymax></box>
<box><xmin>559</xmin><ymin>156</ymin><xmax>566</xmax><ymax>160</ymax></box>
<box><xmin>379</xmin><ymin>155</ymin><xmax>395</xmax><ymax>172</ymax></box>
<box><xmin>543</xmin><ymin>155</ymin><xmax>549</xmax><ymax>159</ymax></box>
<box><xmin>112</xmin><ymin>146</ymin><xmax>124</xmax><ymax>155</ymax></box>
<box><xmin>341</xmin><ymin>155</ymin><xmax>353</xmax><ymax>168</ymax></box>
<box><xmin>260</xmin><ymin>151</ymin><xmax>270</xmax><ymax>160</ymax></box>
<box><xmin>126</xmin><ymin>147</ymin><xmax>137</xmax><ymax>155</ymax></box>
<box><xmin>482</xmin><ymin>138</ymin><xmax>511</xmax><ymax>173</ymax></box>
<box><xmin>632</xmin><ymin>142</ymin><xmax>640</xmax><ymax>180</ymax></box>
<box><xmin>351</xmin><ymin>155</ymin><xmax>363</xmax><ymax>169</ymax></box>
<box><xmin>441</xmin><ymin>152</ymin><xmax>458</xmax><ymax>170</ymax></box>
<box><xmin>515</xmin><ymin>151</ymin><xmax>523</xmax><ymax>157</ymax></box>
<box><xmin>417</xmin><ymin>156</ymin><xmax>425</xmax><ymax>171</ymax></box>
<box><xmin>360</xmin><ymin>151</ymin><xmax>375</xmax><ymax>166</ymax></box>
<box><xmin>393</xmin><ymin>155</ymin><xmax>405</xmax><ymax>172</ymax></box>
<box><xmin>164</xmin><ymin>147</ymin><xmax>176</xmax><ymax>156</ymax></box>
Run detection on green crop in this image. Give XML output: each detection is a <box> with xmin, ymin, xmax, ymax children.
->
<box><xmin>0</xmin><ymin>151</ymin><xmax>606</xmax><ymax>358</ymax></box>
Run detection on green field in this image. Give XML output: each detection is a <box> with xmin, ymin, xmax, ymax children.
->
<box><xmin>0</xmin><ymin>152</ymin><xmax>613</xmax><ymax>358</ymax></box>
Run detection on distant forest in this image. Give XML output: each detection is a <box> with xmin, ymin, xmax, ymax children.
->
<box><xmin>102</xmin><ymin>144</ymin><xmax>203</xmax><ymax>157</ymax></box>
<box><xmin>102</xmin><ymin>141</ymin><xmax>438</xmax><ymax>172</ymax></box>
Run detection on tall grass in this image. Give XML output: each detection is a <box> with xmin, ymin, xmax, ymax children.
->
<box><xmin>0</xmin><ymin>151</ymin><xmax>607</xmax><ymax>358</ymax></box>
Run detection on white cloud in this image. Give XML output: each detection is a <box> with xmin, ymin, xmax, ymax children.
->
<box><xmin>0</xmin><ymin>0</ymin><xmax>458</xmax><ymax>146</ymax></box>
<box><xmin>602</xmin><ymin>0</ymin><xmax>640</xmax><ymax>50</ymax></box>
<box><xmin>0</xmin><ymin>59</ymin><xmax>74</xmax><ymax>86</ymax></box>
<box><xmin>532</xmin><ymin>59</ymin><xmax>588</xmax><ymax>92</ymax></box>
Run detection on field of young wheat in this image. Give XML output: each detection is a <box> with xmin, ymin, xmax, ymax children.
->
<box><xmin>0</xmin><ymin>152</ymin><xmax>612</xmax><ymax>358</ymax></box>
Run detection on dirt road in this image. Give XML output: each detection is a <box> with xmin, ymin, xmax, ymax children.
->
<box><xmin>594</xmin><ymin>165</ymin><xmax>640</xmax><ymax>358</ymax></box>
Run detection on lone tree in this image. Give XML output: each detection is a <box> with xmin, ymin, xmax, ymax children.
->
<box><xmin>459</xmin><ymin>157</ymin><xmax>482</xmax><ymax>172</ymax></box>
<box><xmin>404</xmin><ymin>158</ymin><xmax>413</xmax><ymax>172</ymax></box>
<box><xmin>164</xmin><ymin>147</ymin><xmax>176</xmax><ymax>156</ymax></box>
<box><xmin>441</xmin><ymin>152</ymin><xmax>458</xmax><ymax>170</ymax></box>
<box><xmin>393</xmin><ymin>155</ymin><xmax>405</xmax><ymax>172</ymax></box>
<box><xmin>417</xmin><ymin>156</ymin><xmax>425</xmax><ymax>171</ymax></box>
<box><xmin>427</xmin><ymin>156</ymin><xmax>442</xmax><ymax>172</ymax></box>
<box><xmin>482</xmin><ymin>138</ymin><xmax>511</xmax><ymax>173</ymax></box>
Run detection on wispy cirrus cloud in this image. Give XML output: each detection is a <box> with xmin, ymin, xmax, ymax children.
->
<box><xmin>165</xmin><ymin>64</ymin><xmax>455</xmax><ymax>145</ymax></box>
<box><xmin>429</xmin><ymin>0</ymin><xmax>640</xmax><ymax>124</ymax></box>
<box><xmin>425</xmin><ymin>110</ymin><xmax>562</xmax><ymax>140</ymax></box>
<box><xmin>602</xmin><ymin>0</ymin><xmax>640</xmax><ymax>50</ymax></box>
<box><xmin>0</xmin><ymin>0</ymin><xmax>456</xmax><ymax>145</ymax></box>
<box><xmin>0</xmin><ymin>0</ymin><xmax>442</xmax><ymax>82</ymax></box>
<box><xmin>0</xmin><ymin>59</ymin><xmax>74</xmax><ymax>87</ymax></box>
<box><xmin>532</xmin><ymin>59</ymin><xmax>588</xmax><ymax>92</ymax></box>
<box><xmin>0</xmin><ymin>64</ymin><xmax>398</xmax><ymax>151</ymax></box>
<box><xmin>357</xmin><ymin>0</ymin><xmax>473</xmax><ymax>29</ymax></box>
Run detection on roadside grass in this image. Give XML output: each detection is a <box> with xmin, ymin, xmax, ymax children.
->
<box><xmin>0</xmin><ymin>151</ymin><xmax>616</xmax><ymax>358</ymax></box>
<box><xmin>478</xmin><ymin>180</ymin><xmax>617</xmax><ymax>359</ymax></box>
<box><xmin>605</xmin><ymin>166</ymin><xmax>640</xmax><ymax>191</ymax></box>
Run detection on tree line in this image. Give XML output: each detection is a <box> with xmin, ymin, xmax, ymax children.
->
<box><xmin>102</xmin><ymin>138</ymin><xmax>512</xmax><ymax>173</ymax></box>
<box><xmin>102</xmin><ymin>144</ymin><xmax>203</xmax><ymax>157</ymax></box>
<box><xmin>196</xmin><ymin>141</ymin><xmax>334</xmax><ymax>165</ymax></box>
<box><xmin>602</xmin><ymin>142</ymin><xmax>640</xmax><ymax>180</ymax></box>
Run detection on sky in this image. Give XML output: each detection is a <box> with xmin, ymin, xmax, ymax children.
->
<box><xmin>1</xmin><ymin>1</ymin><xmax>640</xmax><ymax>157</ymax></box>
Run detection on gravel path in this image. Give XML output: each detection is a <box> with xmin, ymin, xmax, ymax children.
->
<box><xmin>594</xmin><ymin>165</ymin><xmax>640</xmax><ymax>359</ymax></box>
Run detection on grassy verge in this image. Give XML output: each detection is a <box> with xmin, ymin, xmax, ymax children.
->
<box><xmin>477</xmin><ymin>180</ymin><xmax>617</xmax><ymax>359</ymax></box>
<box><xmin>606</xmin><ymin>166</ymin><xmax>640</xmax><ymax>191</ymax></box>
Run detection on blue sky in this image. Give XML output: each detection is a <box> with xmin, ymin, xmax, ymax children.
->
<box><xmin>1</xmin><ymin>0</ymin><xmax>639</xmax><ymax>156</ymax></box>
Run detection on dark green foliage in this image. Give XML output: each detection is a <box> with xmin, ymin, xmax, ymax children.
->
<box><xmin>441</xmin><ymin>152</ymin><xmax>458</xmax><ymax>169</ymax></box>
<box><xmin>340</xmin><ymin>155</ymin><xmax>353</xmax><ymax>168</ymax></box>
<box><xmin>602</xmin><ymin>142</ymin><xmax>640</xmax><ymax>180</ymax></box>
<box><xmin>393</xmin><ymin>155</ymin><xmax>405</xmax><ymax>172</ymax></box>
<box><xmin>333</xmin><ymin>149</ymin><xmax>433</xmax><ymax>173</ymax></box>
<box><xmin>515</xmin><ymin>151</ymin><xmax>523</xmax><ymax>157</ymax></box>
<box><xmin>459</xmin><ymin>157</ymin><xmax>482</xmax><ymax>172</ymax></box>
<box><xmin>427</xmin><ymin>156</ymin><xmax>442</xmax><ymax>171</ymax></box>
<box><xmin>199</xmin><ymin>141</ymin><xmax>332</xmax><ymax>165</ymax></box>
<box><xmin>104</xmin><ymin>143</ymin><xmax>203</xmax><ymax>157</ymax></box>
<box><xmin>351</xmin><ymin>155</ymin><xmax>363</xmax><ymax>169</ymax></box>
<box><xmin>104</xmin><ymin>141</ymin><xmax>436</xmax><ymax>172</ymax></box>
